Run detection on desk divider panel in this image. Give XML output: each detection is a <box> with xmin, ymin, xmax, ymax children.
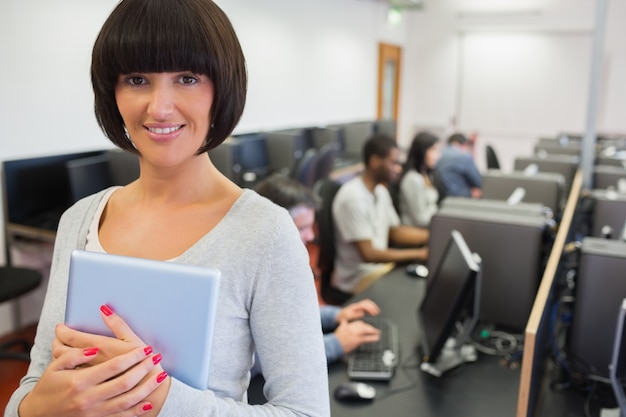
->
<box><xmin>516</xmin><ymin>169</ymin><xmax>582</xmax><ymax>417</ymax></box>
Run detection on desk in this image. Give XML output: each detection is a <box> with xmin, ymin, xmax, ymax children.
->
<box><xmin>328</xmin><ymin>267</ymin><xmax>521</xmax><ymax>417</ymax></box>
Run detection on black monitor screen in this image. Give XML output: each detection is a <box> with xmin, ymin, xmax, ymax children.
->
<box><xmin>2</xmin><ymin>151</ymin><xmax>104</xmax><ymax>230</ymax></box>
<box><xmin>235</xmin><ymin>134</ymin><xmax>269</xmax><ymax>173</ymax></box>
<box><xmin>417</xmin><ymin>230</ymin><xmax>480</xmax><ymax>364</ymax></box>
<box><xmin>342</xmin><ymin>121</ymin><xmax>374</xmax><ymax>158</ymax></box>
<box><xmin>66</xmin><ymin>154</ymin><xmax>114</xmax><ymax>202</ymax></box>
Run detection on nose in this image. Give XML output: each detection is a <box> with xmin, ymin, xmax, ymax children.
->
<box><xmin>147</xmin><ymin>82</ymin><xmax>175</xmax><ymax>120</ymax></box>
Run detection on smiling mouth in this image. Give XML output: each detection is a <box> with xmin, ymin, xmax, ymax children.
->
<box><xmin>147</xmin><ymin>126</ymin><xmax>182</xmax><ymax>135</ymax></box>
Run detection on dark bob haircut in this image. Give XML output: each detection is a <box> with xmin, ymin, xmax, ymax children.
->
<box><xmin>91</xmin><ymin>0</ymin><xmax>247</xmax><ymax>154</ymax></box>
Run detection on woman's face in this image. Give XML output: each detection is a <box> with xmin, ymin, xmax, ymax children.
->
<box><xmin>424</xmin><ymin>143</ymin><xmax>441</xmax><ymax>170</ymax></box>
<box><xmin>115</xmin><ymin>72</ymin><xmax>214</xmax><ymax>167</ymax></box>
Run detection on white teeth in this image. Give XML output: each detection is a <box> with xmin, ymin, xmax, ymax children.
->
<box><xmin>149</xmin><ymin>126</ymin><xmax>181</xmax><ymax>134</ymax></box>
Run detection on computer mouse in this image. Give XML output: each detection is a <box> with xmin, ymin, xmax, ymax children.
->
<box><xmin>406</xmin><ymin>263</ymin><xmax>429</xmax><ymax>278</ymax></box>
<box><xmin>333</xmin><ymin>382</ymin><xmax>376</xmax><ymax>403</ymax></box>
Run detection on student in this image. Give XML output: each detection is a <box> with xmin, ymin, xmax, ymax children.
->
<box><xmin>331</xmin><ymin>134</ymin><xmax>429</xmax><ymax>295</ymax></box>
<box><xmin>398</xmin><ymin>131</ymin><xmax>441</xmax><ymax>227</ymax></box>
<box><xmin>5</xmin><ymin>1</ymin><xmax>329</xmax><ymax>416</ymax></box>
<box><xmin>255</xmin><ymin>174</ymin><xmax>382</xmax><ymax>364</ymax></box>
<box><xmin>433</xmin><ymin>132</ymin><xmax>483</xmax><ymax>201</ymax></box>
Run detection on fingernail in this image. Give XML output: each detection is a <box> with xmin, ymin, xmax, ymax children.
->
<box><xmin>100</xmin><ymin>304</ymin><xmax>114</xmax><ymax>316</ymax></box>
<box><xmin>152</xmin><ymin>353</ymin><xmax>162</xmax><ymax>365</ymax></box>
<box><xmin>144</xmin><ymin>346</ymin><xmax>153</xmax><ymax>356</ymax></box>
<box><xmin>84</xmin><ymin>347</ymin><xmax>99</xmax><ymax>356</ymax></box>
<box><xmin>156</xmin><ymin>371</ymin><xmax>168</xmax><ymax>383</ymax></box>
<box><xmin>142</xmin><ymin>403</ymin><xmax>153</xmax><ymax>411</ymax></box>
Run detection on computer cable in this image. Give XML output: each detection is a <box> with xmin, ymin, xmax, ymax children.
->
<box><xmin>372</xmin><ymin>350</ymin><xmax>420</xmax><ymax>402</ymax></box>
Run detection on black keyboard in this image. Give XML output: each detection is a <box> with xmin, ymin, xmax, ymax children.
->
<box><xmin>347</xmin><ymin>316</ymin><xmax>399</xmax><ymax>381</ymax></box>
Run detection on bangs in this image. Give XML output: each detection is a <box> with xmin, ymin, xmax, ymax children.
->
<box><xmin>95</xmin><ymin>0</ymin><xmax>216</xmax><ymax>79</ymax></box>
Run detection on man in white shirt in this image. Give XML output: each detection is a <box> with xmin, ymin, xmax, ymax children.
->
<box><xmin>332</xmin><ymin>134</ymin><xmax>429</xmax><ymax>294</ymax></box>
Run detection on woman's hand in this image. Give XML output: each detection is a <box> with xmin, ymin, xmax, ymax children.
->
<box><xmin>53</xmin><ymin>305</ymin><xmax>150</xmax><ymax>366</ymax></box>
<box><xmin>20</xmin><ymin>305</ymin><xmax>169</xmax><ymax>417</ymax></box>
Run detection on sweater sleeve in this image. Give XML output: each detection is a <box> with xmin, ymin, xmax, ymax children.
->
<box><xmin>4</xmin><ymin>195</ymin><xmax>100</xmax><ymax>417</ymax></box>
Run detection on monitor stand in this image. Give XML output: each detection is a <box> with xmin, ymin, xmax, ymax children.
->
<box><xmin>420</xmin><ymin>254</ymin><xmax>482</xmax><ymax>378</ymax></box>
<box><xmin>599</xmin><ymin>408</ymin><xmax>620</xmax><ymax>417</ymax></box>
<box><xmin>420</xmin><ymin>336</ymin><xmax>478</xmax><ymax>377</ymax></box>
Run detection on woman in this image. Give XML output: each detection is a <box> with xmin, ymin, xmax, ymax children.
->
<box><xmin>5</xmin><ymin>1</ymin><xmax>329</xmax><ymax>416</ymax></box>
<box><xmin>398</xmin><ymin>131</ymin><xmax>441</xmax><ymax>227</ymax></box>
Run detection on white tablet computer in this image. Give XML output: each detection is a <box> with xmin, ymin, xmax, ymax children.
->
<box><xmin>65</xmin><ymin>250</ymin><xmax>221</xmax><ymax>390</ymax></box>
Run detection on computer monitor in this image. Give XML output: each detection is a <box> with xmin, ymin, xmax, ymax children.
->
<box><xmin>329</xmin><ymin>121</ymin><xmax>375</xmax><ymax>161</ymax></box>
<box><xmin>568</xmin><ymin>238</ymin><xmax>626</xmax><ymax>379</ymax></box>
<box><xmin>429</xmin><ymin>206</ymin><xmax>550</xmax><ymax>330</ymax></box>
<box><xmin>2</xmin><ymin>150</ymin><xmax>105</xmax><ymax>231</ymax></box>
<box><xmin>416</xmin><ymin>230</ymin><xmax>482</xmax><ymax>377</ymax></box>
<box><xmin>588</xmin><ymin>189</ymin><xmax>626</xmax><ymax>240</ymax></box>
<box><xmin>594</xmin><ymin>165</ymin><xmax>626</xmax><ymax>191</ymax></box>
<box><xmin>66</xmin><ymin>154</ymin><xmax>114</xmax><ymax>202</ymax></box>
<box><xmin>231</xmin><ymin>133</ymin><xmax>270</xmax><ymax>187</ymax></box>
<box><xmin>373</xmin><ymin>119</ymin><xmax>397</xmax><ymax>140</ymax></box>
<box><xmin>106</xmin><ymin>149</ymin><xmax>140</xmax><ymax>186</ymax></box>
<box><xmin>309</xmin><ymin>126</ymin><xmax>343</xmax><ymax>153</ymax></box>
<box><xmin>533</xmin><ymin>143</ymin><xmax>581</xmax><ymax>158</ymax></box>
<box><xmin>441</xmin><ymin>196</ymin><xmax>553</xmax><ymax>219</ymax></box>
<box><xmin>610</xmin><ymin>299</ymin><xmax>626</xmax><ymax>417</ymax></box>
<box><xmin>596</xmin><ymin>156</ymin><xmax>626</xmax><ymax>169</ymax></box>
<box><xmin>481</xmin><ymin>170</ymin><xmax>566</xmax><ymax>214</ymax></box>
<box><xmin>513</xmin><ymin>154</ymin><xmax>579</xmax><ymax>190</ymax></box>
<box><xmin>263</xmin><ymin>129</ymin><xmax>310</xmax><ymax>177</ymax></box>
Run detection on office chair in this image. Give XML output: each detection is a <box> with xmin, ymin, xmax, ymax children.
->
<box><xmin>0</xmin><ymin>266</ymin><xmax>42</xmax><ymax>361</ymax></box>
<box><xmin>293</xmin><ymin>148</ymin><xmax>318</xmax><ymax>189</ymax></box>
<box><xmin>486</xmin><ymin>144</ymin><xmax>501</xmax><ymax>170</ymax></box>
<box><xmin>313</xmin><ymin>143</ymin><xmax>337</xmax><ymax>186</ymax></box>
<box><xmin>315</xmin><ymin>178</ymin><xmax>352</xmax><ymax>305</ymax></box>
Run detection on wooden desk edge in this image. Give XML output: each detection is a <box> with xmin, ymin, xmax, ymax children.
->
<box><xmin>516</xmin><ymin>169</ymin><xmax>583</xmax><ymax>417</ymax></box>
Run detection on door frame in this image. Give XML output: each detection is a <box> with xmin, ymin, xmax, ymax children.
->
<box><xmin>377</xmin><ymin>42</ymin><xmax>402</xmax><ymax>122</ymax></box>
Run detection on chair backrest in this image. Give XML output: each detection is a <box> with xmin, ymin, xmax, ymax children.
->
<box><xmin>293</xmin><ymin>148</ymin><xmax>318</xmax><ymax>188</ymax></box>
<box><xmin>314</xmin><ymin>143</ymin><xmax>337</xmax><ymax>185</ymax></box>
<box><xmin>315</xmin><ymin>178</ymin><xmax>352</xmax><ymax>305</ymax></box>
<box><xmin>486</xmin><ymin>144</ymin><xmax>501</xmax><ymax>170</ymax></box>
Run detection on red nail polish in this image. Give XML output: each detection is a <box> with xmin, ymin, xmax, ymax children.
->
<box><xmin>142</xmin><ymin>403</ymin><xmax>153</xmax><ymax>411</ymax></box>
<box><xmin>156</xmin><ymin>371</ymin><xmax>168</xmax><ymax>383</ymax></box>
<box><xmin>144</xmin><ymin>346</ymin><xmax>153</xmax><ymax>356</ymax></box>
<box><xmin>100</xmin><ymin>305</ymin><xmax>114</xmax><ymax>316</ymax></box>
<box><xmin>84</xmin><ymin>347</ymin><xmax>99</xmax><ymax>356</ymax></box>
<box><xmin>152</xmin><ymin>353</ymin><xmax>162</xmax><ymax>365</ymax></box>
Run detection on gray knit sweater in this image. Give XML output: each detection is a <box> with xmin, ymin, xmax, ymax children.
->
<box><xmin>5</xmin><ymin>188</ymin><xmax>329</xmax><ymax>417</ymax></box>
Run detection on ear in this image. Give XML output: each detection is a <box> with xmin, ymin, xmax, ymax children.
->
<box><xmin>369</xmin><ymin>154</ymin><xmax>382</xmax><ymax>169</ymax></box>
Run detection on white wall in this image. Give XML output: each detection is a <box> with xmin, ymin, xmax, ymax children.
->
<box><xmin>403</xmin><ymin>0</ymin><xmax>626</xmax><ymax>172</ymax></box>
<box><xmin>1</xmin><ymin>0</ymin><xmax>625</xmax><ymax>335</ymax></box>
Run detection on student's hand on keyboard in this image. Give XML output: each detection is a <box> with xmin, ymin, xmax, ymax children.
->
<box><xmin>335</xmin><ymin>319</ymin><xmax>381</xmax><ymax>354</ymax></box>
<box><xmin>335</xmin><ymin>299</ymin><xmax>381</xmax><ymax>323</ymax></box>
